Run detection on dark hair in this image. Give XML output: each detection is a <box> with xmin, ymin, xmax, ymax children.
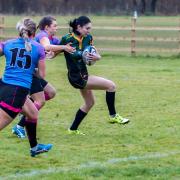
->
<box><xmin>69</xmin><ymin>16</ymin><xmax>91</xmax><ymax>35</ymax></box>
<box><xmin>38</xmin><ymin>16</ymin><xmax>56</xmax><ymax>30</ymax></box>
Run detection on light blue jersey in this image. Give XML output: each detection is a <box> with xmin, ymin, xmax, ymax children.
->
<box><xmin>0</xmin><ymin>38</ymin><xmax>45</xmax><ymax>89</ymax></box>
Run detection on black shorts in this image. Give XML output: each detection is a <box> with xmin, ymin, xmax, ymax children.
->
<box><xmin>68</xmin><ymin>71</ymin><xmax>88</xmax><ymax>89</ymax></box>
<box><xmin>0</xmin><ymin>80</ymin><xmax>29</xmax><ymax>119</ymax></box>
<box><xmin>30</xmin><ymin>75</ymin><xmax>48</xmax><ymax>95</ymax></box>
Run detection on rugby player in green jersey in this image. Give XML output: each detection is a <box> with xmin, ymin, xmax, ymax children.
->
<box><xmin>60</xmin><ymin>16</ymin><xmax>129</xmax><ymax>135</ymax></box>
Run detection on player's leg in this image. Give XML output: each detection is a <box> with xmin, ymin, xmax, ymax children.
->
<box><xmin>0</xmin><ymin>109</ymin><xmax>14</xmax><ymax>130</ymax></box>
<box><xmin>22</xmin><ymin>98</ymin><xmax>53</xmax><ymax>157</ymax></box>
<box><xmin>12</xmin><ymin>91</ymin><xmax>45</xmax><ymax>138</ymax></box>
<box><xmin>86</xmin><ymin>75</ymin><xmax>116</xmax><ymax>91</ymax></box>
<box><xmin>24</xmin><ymin>79</ymin><xmax>53</xmax><ymax>156</ymax></box>
<box><xmin>24</xmin><ymin>91</ymin><xmax>45</xmax><ymax>142</ymax></box>
<box><xmin>68</xmin><ymin>89</ymin><xmax>95</xmax><ymax>135</ymax></box>
<box><xmin>0</xmin><ymin>82</ymin><xmax>29</xmax><ymax>131</ymax></box>
<box><xmin>43</xmin><ymin>82</ymin><xmax>56</xmax><ymax>101</ymax></box>
<box><xmin>22</xmin><ymin>82</ymin><xmax>55</xmax><ymax>140</ymax></box>
<box><xmin>16</xmin><ymin>80</ymin><xmax>56</xmax><ymax>129</ymax></box>
<box><xmin>13</xmin><ymin>76</ymin><xmax>46</xmax><ymax>138</ymax></box>
<box><xmin>85</xmin><ymin>75</ymin><xmax>129</xmax><ymax>124</ymax></box>
<box><xmin>22</xmin><ymin>97</ymin><xmax>53</xmax><ymax>157</ymax></box>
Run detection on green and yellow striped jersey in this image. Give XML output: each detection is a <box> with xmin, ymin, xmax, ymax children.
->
<box><xmin>60</xmin><ymin>33</ymin><xmax>93</xmax><ymax>73</ymax></box>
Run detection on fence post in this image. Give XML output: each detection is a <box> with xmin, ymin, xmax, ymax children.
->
<box><xmin>131</xmin><ymin>17</ymin><xmax>136</xmax><ymax>56</ymax></box>
<box><xmin>0</xmin><ymin>16</ymin><xmax>5</xmax><ymax>40</ymax></box>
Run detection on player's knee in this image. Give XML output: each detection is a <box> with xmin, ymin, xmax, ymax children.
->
<box><xmin>36</xmin><ymin>99</ymin><xmax>46</xmax><ymax>108</ymax></box>
<box><xmin>45</xmin><ymin>87</ymin><xmax>56</xmax><ymax>100</ymax></box>
<box><xmin>108</xmin><ymin>81</ymin><xmax>116</xmax><ymax>91</ymax></box>
<box><xmin>89</xmin><ymin>100</ymin><xmax>95</xmax><ymax>108</ymax></box>
<box><xmin>87</xmin><ymin>98</ymin><xmax>95</xmax><ymax>109</ymax></box>
<box><xmin>41</xmin><ymin>100</ymin><xmax>46</xmax><ymax>108</ymax></box>
<box><xmin>49</xmin><ymin>87</ymin><xmax>56</xmax><ymax>99</ymax></box>
<box><xmin>34</xmin><ymin>101</ymin><xmax>44</xmax><ymax>110</ymax></box>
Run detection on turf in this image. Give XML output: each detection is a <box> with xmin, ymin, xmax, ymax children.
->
<box><xmin>0</xmin><ymin>53</ymin><xmax>180</xmax><ymax>179</ymax></box>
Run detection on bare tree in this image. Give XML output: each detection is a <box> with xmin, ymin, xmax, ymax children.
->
<box><xmin>133</xmin><ymin>0</ymin><xmax>138</xmax><ymax>11</ymax></box>
<box><xmin>151</xmin><ymin>0</ymin><xmax>158</xmax><ymax>13</ymax></box>
<box><xmin>0</xmin><ymin>0</ymin><xmax>179</xmax><ymax>15</ymax></box>
<box><xmin>139</xmin><ymin>0</ymin><xmax>158</xmax><ymax>14</ymax></box>
<box><xmin>140</xmin><ymin>0</ymin><xmax>146</xmax><ymax>14</ymax></box>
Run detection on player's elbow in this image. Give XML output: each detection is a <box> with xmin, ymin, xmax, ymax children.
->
<box><xmin>44</xmin><ymin>45</ymin><xmax>51</xmax><ymax>51</ymax></box>
<box><xmin>39</xmin><ymin>71</ymin><xmax>46</xmax><ymax>79</ymax></box>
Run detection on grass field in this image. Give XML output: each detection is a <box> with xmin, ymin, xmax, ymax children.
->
<box><xmin>0</xmin><ymin>53</ymin><xmax>180</xmax><ymax>179</ymax></box>
<box><xmin>0</xmin><ymin>15</ymin><xmax>180</xmax><ymax>179</ymax></box>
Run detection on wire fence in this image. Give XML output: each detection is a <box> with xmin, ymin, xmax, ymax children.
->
<box><xmin>0</xmin><ymin>16</ymin><xmax>180</xmax><ymax>56</ymax></box>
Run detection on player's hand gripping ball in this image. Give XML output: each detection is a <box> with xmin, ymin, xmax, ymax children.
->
<box><xmin>82</xmin><ymin>45</ymin><xmax>98</xmax><ymax>66</ymax></box>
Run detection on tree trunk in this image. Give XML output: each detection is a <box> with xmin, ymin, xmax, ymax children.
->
<box><xmin>133</xmin><ymin>0</ymin><xmax>137</xmax><ymax>11</ymax></box>
<box><xmin>151</xmin><ymin>0</ymin><xmax>158</xmax><ymax>13</ymax></box>
<box><xmin>140</xmin><ymin>0</ymin><xmax>146</xmax><ymax>14</ymax></box>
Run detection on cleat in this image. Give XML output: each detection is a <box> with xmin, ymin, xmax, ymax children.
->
<box><xmin>12</xmin><ymin>125</ymin><xmax>26</xmax><ymax>139</ymax></box>
<box><xmin>68</xmin><ymin>129</ymin><xmax>85</xmax><ymax>135</ymax></box>
<box><xmin>30</xmin><ymin>144</ymin><xmax>53</xmax><ymax>157</ymax></box>
<box><xmin>109</xmin><ymin>114</ymin><xmax>129</xmax><ymax>124</ymax></box>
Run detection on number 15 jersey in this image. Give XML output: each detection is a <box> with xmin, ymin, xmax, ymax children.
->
<box><xmin>0</xmin><ymin>38</ymin><xmax>45</xmax><ymax>89</ymax></box>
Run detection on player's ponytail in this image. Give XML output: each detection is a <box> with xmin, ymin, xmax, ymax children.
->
<box><xmin>69</xmin><ymin>18</ymin><xmax>78</xmax><ymax>33</ymax></box>
<box><xmin>17</xmin><ymin>24</ymin><xmax>31</xmax><ymax>52</ymax></box>
<box><xmin>16</xmin><ymin>18</ymin><xmax>36</xmax><ymax>52</ymax></box>
<box><xmin>69</xmin><ymin>16</ymin><xmax>91</xmax><ymax>35</ymax></box>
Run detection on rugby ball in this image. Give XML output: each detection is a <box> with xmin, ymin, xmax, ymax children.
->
<box><xmin>82</xmin><ymin>45</ymin><xmax>97</xmax><ymax>66</ymax></box>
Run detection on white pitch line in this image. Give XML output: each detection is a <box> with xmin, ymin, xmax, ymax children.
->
<box><xmin>0</xmin><ymin>151</ymin><xmax>179</xmax><ymax>180</ymax></box>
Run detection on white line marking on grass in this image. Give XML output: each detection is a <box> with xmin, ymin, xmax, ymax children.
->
<box><xmin>0</xmin><ymin>151</ymin><xmax>179</xmax><ymax>180</ymax></box>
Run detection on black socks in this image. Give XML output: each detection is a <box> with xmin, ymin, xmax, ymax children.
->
<box><xmin>25</xmin><ymin>121</ymin><xmax>37</xmax><ymax>148</ymax></box>
<box><xmin>70</xmin><ymin>109</ymin><xmax>87</xmax><ymax>130</ymax></box>
<box><xmin>18</xmin><ymin>115</ymin><xmax>26</xmax><ymax>127</ymax></box>
<box><xmin>106</xmin><ymin>91</ymin><xmax>116</xmax><ymax>116</ymax></box>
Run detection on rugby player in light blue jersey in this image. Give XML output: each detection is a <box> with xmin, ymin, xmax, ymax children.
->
<box><xmin>0</xmin><ymin>18</ymin><xmax>52</xmax><ymax>157</ymax></box>
<box><xmin>12</xmin><ymin>16</ymin><xmax>75</xmax><ymax>156</ymax></box>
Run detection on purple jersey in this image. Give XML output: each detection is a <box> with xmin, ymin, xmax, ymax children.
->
<box><xmin>35</xmin><ymin>30</ymin><xmax>60</xmax><ymax>45</ymax></box>
<box><xmin>0</xmin><ymin>42</ymin><xmax>3</xmax><ymax>50</ymax></box>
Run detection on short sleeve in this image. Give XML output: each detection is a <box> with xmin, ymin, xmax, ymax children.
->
<box><xmin>38</xmin><ymin>44</ymin><xmax>46</xmax><ymax>60</ymax></box>
<box><xmin>0</xmin><ymin>42</ymin><xmax>4</xmax><ymax>53</ymax></box>
<box><xmin>52</xmin><ymin>37</ymin><xmax>61</xmax><ymax>45</ymax></box>
<box><xmin>36</xmin><ymin>32</ymin><xmax>48</xmax><ymax>43</ymax></box>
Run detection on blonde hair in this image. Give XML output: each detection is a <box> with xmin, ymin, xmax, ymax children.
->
<box><xmin>16</xmin><ymin>18</ymin><xmax>36</xmax><ymax>52</ymax></box>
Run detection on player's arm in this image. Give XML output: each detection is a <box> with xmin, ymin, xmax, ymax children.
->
<box><xmin>40</xmin><ymin>37</ymin><xmax>75</xmax><ymax>54</ymax></box>
<box><xmin>0</xmin><ymin>42</ymin><xmax>4</xmax><ymax>56</ymax></box>
<box><xmin>68</xmin><ymin>50</ymin><xmax>83</xmax><ymax>60</ymax></box>
<box><xmin>36</xmin><ymin>45</ymin><xmax>46</xmax><ymax>79</ymax></box>
<box><xmin>88</xmin><ymin>36</ymin><xmax>101</xmax><ymax>61</ymax></box>
<box><xmin>37</xmin><ymin>60</ymin><xmax>46</xmax><ymax>79</ymax></box>
<box><xmin>60</xmin><ymin>36</ymin><xmax>83</xmax><ymax>60</ymax></box>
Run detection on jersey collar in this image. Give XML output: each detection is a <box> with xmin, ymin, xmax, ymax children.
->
<box><xmin>72</xmin><ymin>33</ymin><xmax>84</xmax><ymax>49</ymax></box>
